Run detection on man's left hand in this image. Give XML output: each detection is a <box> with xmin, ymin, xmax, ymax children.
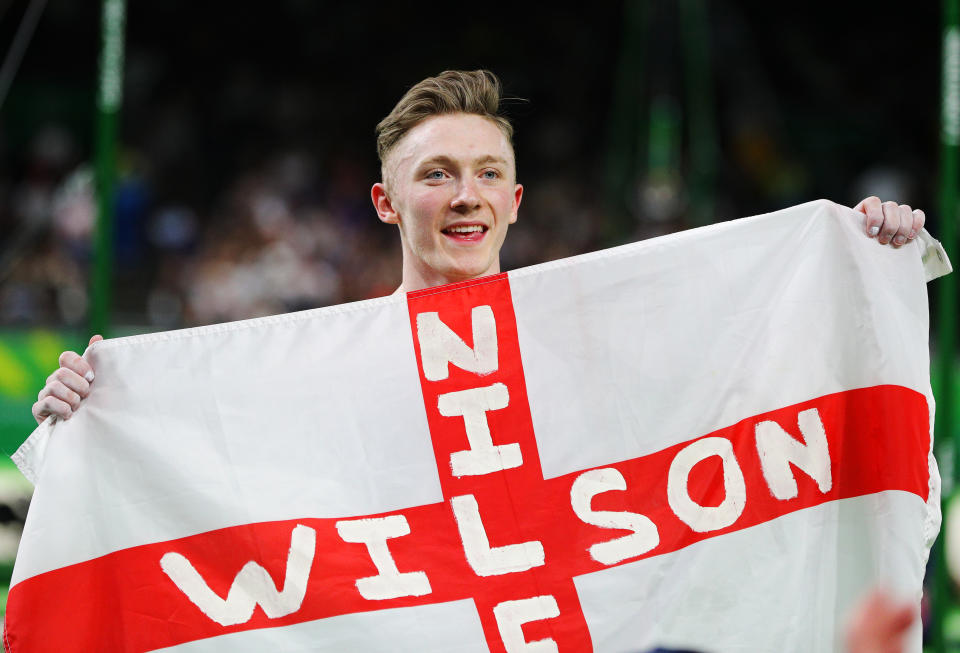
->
<box><xmin>855</xmin><ymin>196</ymin><xmax>925</xmax><ymax>248</ymax></box>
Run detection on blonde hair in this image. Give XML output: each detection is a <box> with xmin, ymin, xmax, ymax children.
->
<box><xmin>376</xmin><ymin>69</ymin><xmax>515</xmax><ymax>166</ymax></box>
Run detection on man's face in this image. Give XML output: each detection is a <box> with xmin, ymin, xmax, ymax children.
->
<box><xmin>372</xmin><ymin>113</ymin><xmax>523</xmax><ymax>289</ymax></box>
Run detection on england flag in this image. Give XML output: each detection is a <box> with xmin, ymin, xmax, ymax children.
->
<box><xmin>5</xmin><ymin>200</ymin><xmax>950</xmax><ymax>653</ymax></box>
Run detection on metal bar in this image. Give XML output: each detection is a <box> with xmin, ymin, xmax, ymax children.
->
<box><xmin>90</xmin><ymin>0</ymin><xmax>126</xmax><ymax>338</ymax></box>
<box><xmin>933</xmin><ymin>1</ymin><xmax>960</xmax><ymax>650</ymax></box>
<box><xmin>678</xmin><ymin>0</ymin><xmax>717</xmax><ymax>227</ymax></box>
<box><xmin>602</xmin><ymin>0</ymin><xmax>647</xmax><ymax>243</ymax></box>
<box><xmin>0</xmin><ymin>0</ymin><xmax>48</xmax><ymax>111</ymax></box>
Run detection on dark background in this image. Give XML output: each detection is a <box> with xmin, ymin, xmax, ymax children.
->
<box><xmin>0</xmin><ymin>1</ymin><xmax>943</xmax><ymax>327</ymax></box>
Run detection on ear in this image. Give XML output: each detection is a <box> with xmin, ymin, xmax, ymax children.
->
<box><xmin>371</xmin><ymin>183</ymin><xmax>400</xmax><ymax>225</ymax></box>
<box><xmin>509</xmin><ymin>183</ymin><xmax>523</xmax><ymax>224</ymax></box>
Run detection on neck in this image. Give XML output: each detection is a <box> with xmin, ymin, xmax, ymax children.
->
<box><xmin>396</xmin><ymin>257</ymin><xmax>501</xmax><ymax>295</ymax></box>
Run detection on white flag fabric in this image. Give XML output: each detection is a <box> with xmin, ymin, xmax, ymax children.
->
<box><xmin>5</xmin><ymin>200</ymin><xmax>951</xmax><ymax>653</ymax></box>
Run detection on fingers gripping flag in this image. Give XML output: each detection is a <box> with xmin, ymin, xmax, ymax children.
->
<box><xmin>6</xmin><ymin>201</ymin><xmax>951</xmax><ymax>652</ymax></box>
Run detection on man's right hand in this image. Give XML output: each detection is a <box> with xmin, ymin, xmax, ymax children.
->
<box><xmin>845</xmin><ymin>588</ymin><xmax>916</xmax><ymax>653</ymax></box>
<box><xmin>32</xmin><ymin>335</ymin><xmax>103</xmax><ymax>425</ymax></box>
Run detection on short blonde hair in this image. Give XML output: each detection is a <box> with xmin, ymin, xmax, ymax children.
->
<box><xmin>376</xmin><ymin>70</ymin><xmax>515</xmax><ymax>166</ymax></box>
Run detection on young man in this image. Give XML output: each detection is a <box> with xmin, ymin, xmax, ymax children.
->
<box><xmin>32</xmin><ymin>69</ymin><xmax>926</xmax><ymax>424</ymax></box>
<box><xmin>371</xmin><ymin>70</ymin><xmax>523</xmax><ymax>293</ymax></box>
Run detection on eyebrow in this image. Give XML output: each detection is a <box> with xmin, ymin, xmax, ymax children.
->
<box><xmin>417</xmin><ymin>154</ymin><xmax>509</xmax><ymax>168</ymax></box>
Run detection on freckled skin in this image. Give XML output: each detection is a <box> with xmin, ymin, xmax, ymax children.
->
<box><xmin>371</xmin><ymin>113</ymin><xmax>524</xmax><ymax>292</ymax></box>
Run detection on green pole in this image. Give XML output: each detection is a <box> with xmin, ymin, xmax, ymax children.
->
<box><xmin>942</xmin><ymin>0</ymin><xmax>960</xmax><ymax>490</ymax></box>
<box><xmin>646</xmin><ymin>94</ymin><xmax>681</xmax><ymax>178</ymax></box>
<box><xmin>678</xmin><ymin>0</ymin><xmax>717</xmax><ymax>227</ymax></box>
<box><xmin>934</xmin><ymin>1</ymin><xmax>959</xmax><ymax>650</ymax></box>
<box><xmin>603</xmin><ymin>0</ymin><xmax>647</xmax><ymax>244</ymax></box>
<box><xmin>90</xmin><ymin>0</ymin><xmax>125</xmax><ymax>338</ymax></box>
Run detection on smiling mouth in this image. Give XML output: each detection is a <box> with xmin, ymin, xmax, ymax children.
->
<box><xmin>441</xmin><ymin>224</ymin><xmax>488</xmax><ymax>242</ymax></box>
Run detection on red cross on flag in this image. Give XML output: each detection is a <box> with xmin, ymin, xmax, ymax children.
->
<box><xmin>5</xmin><ymin>200</ymin><xmax>950</xmax><ymax>653</ymax></box>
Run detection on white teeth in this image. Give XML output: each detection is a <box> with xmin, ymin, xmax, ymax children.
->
<box><xmin>445</xmin><ymin>225</ymin><xmax>484</xmax><ymax>233</ymax></box>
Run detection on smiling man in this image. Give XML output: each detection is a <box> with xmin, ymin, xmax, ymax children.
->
<box><xmin>21</xmin><ymin>68</ymin><xmax>934</xmax><ymax>653</ymax></box>
<box><xmin>371</xmin><ymin>71</ymin><xmax>523</xmax><ymax>292</ymax></box>
<box><xmin>32</xmin><ymin>69</ymin><xmax>925</xmax><ymax>422</ymax></box>
<box><xmin>367</xmin><ymin>69</ymin><xmax>922</xmax><ymax>295</ymax></box>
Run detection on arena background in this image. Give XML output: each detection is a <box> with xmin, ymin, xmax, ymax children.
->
<box><xmin>0</xmin><ymin>0</ymin><xmax>954</xmax><ymax>648</ymax></box>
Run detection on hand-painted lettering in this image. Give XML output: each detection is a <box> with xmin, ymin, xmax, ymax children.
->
<box><xmin>335</xmin><ymin>515</ymin><xmax>431</xmax><ymax>600</ymax></box>
<box><xmin>416</xmin><ymin>306</ymin><xmax>498</xmax><ymax>381</ymax></box>
<box><xmin>755</xmin><ymin>407</ymin><xmax>832</xmax><ymax>500</ymax></box>
<box><xmin>159</xmin><ymin>524</ymin><xmax>315</xmax><ymax>627</ymax></box>
<box><xmin>493</xmin><ymin>595</ymin><xmax>561</xmax><ymax>653</ymax></box>
<box><xmin>451</xmin><ymin>494</ymin><xmax>545</xmax><ymax>576</ymax></box>
<box><xmin>438</xmin><ymin>383</ymin><xmax>520</xmax><ymax>476</ymax></box>
<box><xmin>571</xmin><ymin>468</ymin><xmax>660</xmax><ymax>564</ymax></box>
<box><xmin>667</xmin><ymin>437</ymin><xmax>747</xmax><ymax>532</ymax></box>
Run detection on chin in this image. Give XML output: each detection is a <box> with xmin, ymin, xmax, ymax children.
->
<box><xmin>442</xmin><ymin>264</ymin><xmax>494</xmax><ymax>284</ymax></box>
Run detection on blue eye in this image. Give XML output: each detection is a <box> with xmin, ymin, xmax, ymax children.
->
<box><xmin>482</xmin><ymin>170</ymin><xmax>499</xmax><ymax>179</ymax></box>
<box><xmin>427</xmin><ymin>170</ymin><xmax>445</xmax><ymax>179</ymax></box>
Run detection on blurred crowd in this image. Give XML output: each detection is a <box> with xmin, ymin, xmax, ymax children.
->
<box><xmin>0</xmin><ymin>1</ymin><xmax>934</xmax><ymax>331</ymax></box>
<box><xmin>0</xmin><ymin>117</ymin><xmax>919</xmax><ymax>330</ymax></box>
<box><xmin>0</xmin><ymin>120</ymin><xmax>611</xmax><ymax>329</ymax></box>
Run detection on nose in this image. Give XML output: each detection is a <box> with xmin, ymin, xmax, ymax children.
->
<box><xmin>450</xmin><ymin>178</ymin><xmax>481</xmax><ymax>212</ymax></box>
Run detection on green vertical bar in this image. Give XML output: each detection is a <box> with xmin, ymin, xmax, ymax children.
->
<box><xmin>646</xmin><ymin>95</ymin><xmax>680</xmax><ymax>176</ymax></box>
<box><xmin>942</xmin><ymin>1</ymin><xmax>960</xmax><ymax>494</ymax></box>
<box><xmin>603</xmin><ymin>0</ymin><xmax>647</xmax><ymax>243</ymax></box>
<box><xmin>934</xmin><ymin>1</ymin><xmax>959</xmax><ymax>651</ymax></box>
<box><xmin>678</xmin><ymin>0</ymin><xmax>717</xmax><ymax>227</ymax></box>
<box><xmin>90</xmin><ymin>0</ymin><xmax>125</xmax><ymax>338</ymax></box>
